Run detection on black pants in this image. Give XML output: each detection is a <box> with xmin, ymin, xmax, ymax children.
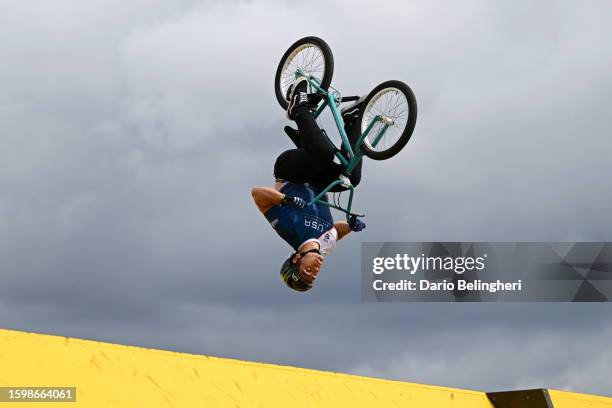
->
<box><xmin>274</xmin><ymin>106</ymin><xmax>362</xmax><ymax>191</ymax></box>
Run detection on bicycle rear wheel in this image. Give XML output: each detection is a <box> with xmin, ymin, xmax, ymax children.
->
<box><xmin>359</xmin><ymin>80</ymin><xmax>417</xmax><ymax>161</ymax></box>
<box><xmin>274</xmin><ymin>36</ymin><xmax>334</xmax><ymax>110</ymax></box>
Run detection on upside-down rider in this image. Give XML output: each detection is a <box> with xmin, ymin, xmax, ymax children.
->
<box><xmin>251</xmin><ymin>77</ymin><xmax>366</xmax><ymax>292</ymax></box>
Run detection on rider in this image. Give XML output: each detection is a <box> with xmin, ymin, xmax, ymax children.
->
<box><xmin>251</xmin><ymin>77</ymin><xmax>366</xmax><ymax>292</ymax></box>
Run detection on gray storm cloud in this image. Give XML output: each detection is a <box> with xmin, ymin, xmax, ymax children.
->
<box><xmin>1</xmin><ymin>0</ymin><xmax>611</xmax><ymax>396</ymax></box>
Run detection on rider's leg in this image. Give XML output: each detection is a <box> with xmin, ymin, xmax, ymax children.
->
<box><xmin>284</xmin><ymin>126</ymin><xmax>302</xmax><ymax>148</ymax></box>
<box><xmin>342</xmin><ymin>117</ymin><xmax>363</xmax><ymax>187</ymax></box>
<box><xmin>278</xmin><ymin>105</ymin><xmax>354</xmax><ymax>191</ymax></box>
<box><xmin>277</xmin><ymin>78</ymin><xmax>342</xmax><ymax>188</ymax></box>
<box><xmin>273</xmin><ymin>148</ymin><xmax>314</xmax><ymax>184</ymax></box>
<box><xmin>287</xmin><ymin>78</ymin><xmax>335</xmax><ymax>164</ymax></box>
<box><xmin>274</xmin><ymin>147</ymin><xmax>346</xmax><ymax>193</ymax></box>
<box><xmin>292</xmin><ymin>105</ymin><xmax>335</xmax><ymax>164</ymax></box>
<box><xmin>294</xmin><ymin>104</ymin><xmax>364</xmax><ymax>190</ymax></box>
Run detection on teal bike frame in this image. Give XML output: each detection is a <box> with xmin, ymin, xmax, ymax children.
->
<box><xmin>296</xmin><ymin>70</ymin><xmax>390</xmax><ymax>221</ymax></box>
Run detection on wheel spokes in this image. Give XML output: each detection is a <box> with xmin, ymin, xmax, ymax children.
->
<box><xmin>362</xmin><ymin>88</ymin><xmax>410</xmax><ymax>152</ymax></box>
<box><xmin>280</xmin><ymin>44</ymin><xmax>326</xmax><ymax>98</ymax></box>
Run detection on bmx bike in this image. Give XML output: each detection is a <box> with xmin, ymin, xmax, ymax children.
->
<box><xmin>274</xmin><ymin>36</ymin><xmax>417</xmax><ymax>221</ymax></box>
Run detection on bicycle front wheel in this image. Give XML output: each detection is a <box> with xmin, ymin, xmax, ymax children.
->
<box><xmin>359</xmin><ymin>80</ymin><xmax>417</xmax><ymax>161</ymax></box>
<box><xmin>274</xmin><ymin>36</ymin><xmax>334</xmax><ymax>110</ymax></box>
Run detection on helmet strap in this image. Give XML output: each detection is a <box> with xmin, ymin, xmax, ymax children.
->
<box><xmin>292</xmin><ymin>248</ymin><xmax>321</xmax><ymax>264</ymax></box>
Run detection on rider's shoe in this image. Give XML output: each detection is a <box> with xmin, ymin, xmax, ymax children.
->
<box><xmin>286</xmin><ymin>77</ymin><xmax>310</xmax><ymax>120</ymax></box>
<box><xmin>285</xmin><ymin>76</ymin><xmax>308</xmax><ymax>102</ymax></box>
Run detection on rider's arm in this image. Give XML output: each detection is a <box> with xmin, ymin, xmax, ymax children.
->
<box><xmin>334</xmin><ymin>221</ymin><xmax>352</xmax><ymax>240</ymax></box>
<box><xmin>251</xmin><ymin>187</ymin><xmax>306</xmax><ymax>214</ymax></box>
<box><xmin>251</xmin><ymin>187</ymin><xmax>284</xmax><ymax>214</ymax></box>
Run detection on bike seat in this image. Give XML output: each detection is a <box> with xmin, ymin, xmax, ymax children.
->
<box><xmin>340</xmin><ymin>96</ymin><xmax>367</xmax><ymax>117</ymax></box>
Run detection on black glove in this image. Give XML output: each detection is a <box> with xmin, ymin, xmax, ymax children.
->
<box><xmin>349</xmin><ymin>215</ymin><xmax>366</xmax><ymax>232</ymax></box>
<box><xmin>281</xmin><ymin>195</ymin><xmax>307</xmax><ymax>209</ymax></box>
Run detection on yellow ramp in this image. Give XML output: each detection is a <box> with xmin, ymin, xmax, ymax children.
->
<box><xmin>0</xmin><ymin>328</ymin><xmax>610</xmax><ymax>407</ymax></box>
<box><xmin>0</xmin><ymin>328</ymin><xmax>489</xmax><ymax>407</ymax></box>
<box><xmin>550</xmin><ymin>390</ymin><xmax>612</xmax><ymax>408</ymax></box>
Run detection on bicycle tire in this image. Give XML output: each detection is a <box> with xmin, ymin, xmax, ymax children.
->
<box><xmin>358</xmin><ymin>80</ymin><xmax>417</xmax><ymax>161</ymax></box>
<box><xmin>274</xmin><ymin>36</ymin><xmax>334</xmax><ymax>110</ymax></box>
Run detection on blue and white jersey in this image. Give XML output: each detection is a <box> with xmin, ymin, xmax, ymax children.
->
<box><xmin>264</xmin><ymin>183</ymin><xmax>337</xmax><ymax>254</ymax></box>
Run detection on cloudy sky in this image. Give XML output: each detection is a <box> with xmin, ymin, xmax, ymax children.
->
<box><xmin>1</xmin><ymin>0</ymin><xmax>612</xmax><ymax>396</ymax></box>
